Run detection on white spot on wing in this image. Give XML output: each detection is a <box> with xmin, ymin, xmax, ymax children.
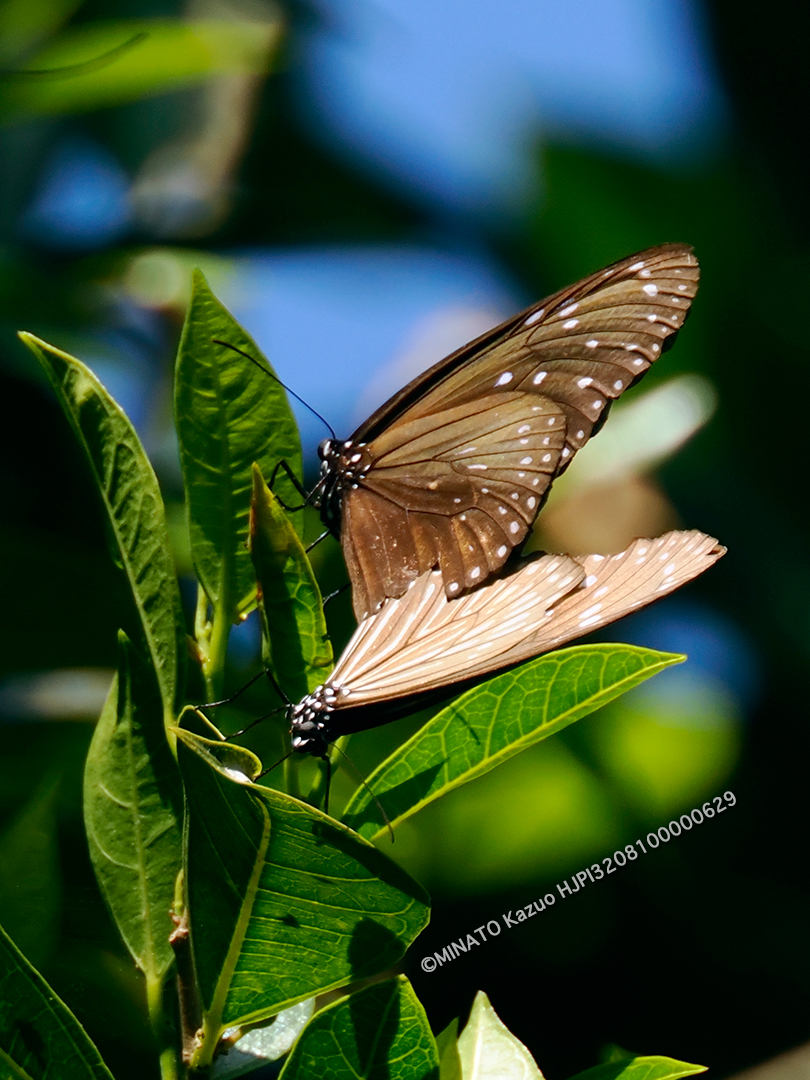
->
<box><xmin>495</xmin><ymin>372</ymin><xmax>513</xmax><ymax>386</ymax></box>
<box><xmin>629</xmin><ymin>261</ymin><xmax>645</xmax><ymax>271</ymax></box>
<box><xmin>563</xmin><ymin>318</ymin><xmax>579</xmax><ymax>330</ymax></box>
<box><xmin>525</xmin><ymin>308</ymin><xmax>544</xmax><ymax>326</ymax></box>
<box><xmin>642</xmin><ymin>283</ymin><xmax>659</xmax><ymax>296</ymax></box>
<box><xmin>509</xmin><ymin>521</ymin><xmax>520</xmax><ymax>533</ymax></box>
<box><xmin>585</xmin><ymin>339</ymin><xmax>598</xmax><ymax>348</ymax></box>
<box><xmin>577</xmin><ymin>377</ymin><xmax>593</xmax><ymax>388</ymax></box>
<box><xmin>533</xmin><ymin>371</ymin><xmax>547</xmax><ymax>385</ymax></box>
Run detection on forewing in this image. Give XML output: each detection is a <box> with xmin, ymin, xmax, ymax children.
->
<box><xmin>484</xmin><ymin>530</ymin><xmax>725</xmax><ymax>670</ymax></box>
<box><xmin>356</xmin><ymin>244</ymin><xmax>697</xmax><ymax>456</ymax></box>
<box><xmin>527</xmin><ymin>530</ymin><xmax>724</xmax><ymax>653</ymax></box>
<box><xmin>407</xmin><ymin>245</ymin><xmax>699</xmax><ymax>462</ymax></box>
<box><xmin>328</xmin><ymin>552</ymin><xmax>585</xmax><ymax>701</ymax></box>
<box><xmin>329</xmin><ymin>529</ymin><xmax>723</xmax><ymax>707</ymax></box>
<box><xmin>341</xmin><ymin>245</ymin><xmax>698</xmax><ymax>616</ymax></box>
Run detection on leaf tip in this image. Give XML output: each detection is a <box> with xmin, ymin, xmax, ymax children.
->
<box><xmin>191</xmin><ymin>267</ymin><xmax>211</xmax><ymax>295</ymax></box>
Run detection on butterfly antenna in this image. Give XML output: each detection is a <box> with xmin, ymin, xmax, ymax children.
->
<box><xmin>212</xmin><ymin>339</ymin><xmax>337</xmax><ymax>439</ymax></box>
<box><xmin>331</xmin><ymin>743</ymin><xmax>394</xmax><ymax>843</ymax></box>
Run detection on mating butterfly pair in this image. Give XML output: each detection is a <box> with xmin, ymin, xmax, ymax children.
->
<box><xmin>269</xmin><ymin>244</ymin><xmax>722</xmax><ymax>759</ymax></box>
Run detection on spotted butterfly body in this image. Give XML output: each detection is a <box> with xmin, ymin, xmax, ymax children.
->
<box><xmin>315</xmin><ymin>244</ymin><xmax>700</xmax><ymax>620</ymax></box>
<box><xmin>289</xmin><ymin>530</ymin><xmax>724</xmax><ymax>758</ymax></box>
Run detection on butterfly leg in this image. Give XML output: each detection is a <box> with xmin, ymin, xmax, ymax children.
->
<box><xmin>198</xmin><ymin>667</ymin><xmax>269</xmax><ymax>709</ymax></box>
<box><xmin>269</xmin><ymin>458</ymin><xmax>310</xmax><ymax>511</ymax></box>
<box><xmin>227</xmin><ymin>706</ymin><xmax>286</xmax><ymax>739</ymax></box>
<box><xmin>197</xmin><ymin>666</ymin><xmax>291</xmax><ymax>739</ymax></box>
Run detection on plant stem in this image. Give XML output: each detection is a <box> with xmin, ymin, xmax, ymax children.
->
<box><xmin>146</xmin><ymin>971</ymin><xmax>180</xmax><ymax>1080</ymax></box>
<box><xmin>284</xmin><ymin>753</ymin><xmax>300</xmax><ymax>800</ymax></box>
<box><xmin>203</xmin><ymin>599</ymin><xmax>231</xmax><ymax>702</ymax></box>
<box><xmin>170</xmin><ymin>906</ymin><xmax>201</xmax><ymax>1069</ymax></box>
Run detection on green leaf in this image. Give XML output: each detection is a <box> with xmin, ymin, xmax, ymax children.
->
<box><xmin>435</xmin><ymin>1018</ymin><xmax>461</xmax><ymax>1080</ymax></box>
<box><xmin>0</xmin><ymin>778</ymin><xmax>60</xmax><ymax>970</ymax></box>
<box><xmin>568</xmin><ymin>1058</ymin><xmax>707</xmax><ymax>1080</ymax></box>
<box><xmin>251</xmin><ymin>465</ymin><xmax>333</xmax><ymax>701</ymax></box>
<box><xmin>457</xmin><ymin>991</ymin><xmax>541</xmax><ymax>1079</ymax></box>
<box><xmin>278</xmin><ymin>976</ymin><xmax>439</xmax><ymax>1080</ymax></box>
<box><xmin>19</xmin><ymin>332</ymin><xmax>185</xmax><ymax>722</ymax></box>
<box><xmin>173</xmin><ymin>706</ymin><xmax>264</xmax><ymax>782</ymax></box>
<box><xmin>0</xmin><ymin>920</ymin><xmax>115</xmax><ymax>1079</ymax></box>
<box><xmin>175</xmin><ymin>272</ymin><xmax>304</xmax><ymax>627</ymax></box>
<box><xmin>84</xmin><ymin>632</ymin><xmax>183</xmax><ymax>981</ymax></box>
<box><xmin>343</xmin><ymin>645</ymin><xmax>683</xmax><ymax>840</ymax></box>
<box><xmin>176</xmin><ymin>730</ymin><xmax>430</xmax><ymax>1054</ymax></box>
<box><xmin>0</xmin><ymin>18</ymin><xmax>281</xmax><ymax>122</ymax></box>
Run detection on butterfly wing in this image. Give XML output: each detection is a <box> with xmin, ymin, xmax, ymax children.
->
<box><xmin>327</xmin><ymin>530</ymin><xmax>723</xmax><ymax>709</ymax></box>
<box><xmin>337</xmin><ymin>244</ymin><xmax>700</xmax><ymax>617</ymax></box>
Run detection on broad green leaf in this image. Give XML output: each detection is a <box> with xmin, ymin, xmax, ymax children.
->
<box><xmin>279</xmin><ymin>976</ymin><xmax>439</xmax><ymax>1080</ymax></box>
<box><xmin>175</xmin><ymin>272</ymin><xmax>303</xmax><ymax>628</ymax></box>
<box><xmin>174</xmin><ymin>706</ymin><xmax>264</xmax><ymax>782</ymax></box>
<box><xmin>84</xmin><ymin>632</ymin><xmax>182</xmax><ymax>981</ymax></box>
<box><xmin>176</xmin><ymin>730</ymin><xmax>430</xmax><ymax>1051</ymax></box>
<box><xmin>0</xmin><ymin>18</ymin><xmax>281</xmax><ymax>122</ymax></box>
<box><xmin>19</xmin><ymin>332</ymin><xmax>184</xmax><ymax>721</ymax></box>
<box><xmin>0</xmin><ymin>778</ymin><xmax>60</xmax><ymax>969</ymax></box>
<box><xmin>0</xmin><ymin>921</ymin><xmax>115</xmax><ymax>1080</ymax></box>
<box><xmin>343</xmin><ymin>645</ymin><xmax>683</xmax><ymax>840</ymax></box>
<box><xmin>436</xmin><ymin>1018</ymin><xmax>462</xmax><ymax>1080</ymax></box>
<box><xmin>568</xmin><ymin>1058</ymin><xmax>707</xmax><ymax>1080</ymax></box>
<box><xmin>251</xmin><ymin>465</ymin><xmax>333</xmax><ymax>701</ymax></box>
<box><xmin>457</xmin><ymin>991</ymin><xmax>541</xmax><ymax>1079</ymax></box>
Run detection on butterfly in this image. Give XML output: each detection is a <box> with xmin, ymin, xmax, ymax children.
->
<box><xmin>288</xmin><ymin>529</ymin><xmax>724</xmax><ymax>759</ymax></box>
<box><xmin>313</xmin><ymin>244</ymin><xmax>700</xmax><ymax>620</ymax></box>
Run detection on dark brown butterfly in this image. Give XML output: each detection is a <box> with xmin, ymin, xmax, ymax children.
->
<box><xmin>315</xmin><ymin>244</ymin><xmax>700</xmax><ymax>620</ymax></box>
<box><xmin>289</xmin><ymin>529</ymin><xmax>723</xmax><ymax>757</ymax></box>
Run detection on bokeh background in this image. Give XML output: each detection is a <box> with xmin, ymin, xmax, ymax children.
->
<box><xmin>1</xmin><ymin>0</ymin><xmax>807</xmax><ymax>1077</ymax></box>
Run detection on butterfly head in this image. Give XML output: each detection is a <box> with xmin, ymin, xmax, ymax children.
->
<box><xmin>317</xmin><ymin>439</ymin><xmax>373</xmax><ymax>531</ymax></box>
<box><xmin>289</xmin><ymin>684</ymin><xmax>339</xmax><ymax>758</ymax></box>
